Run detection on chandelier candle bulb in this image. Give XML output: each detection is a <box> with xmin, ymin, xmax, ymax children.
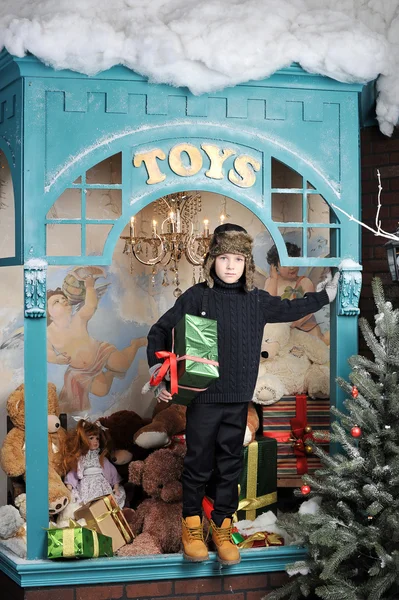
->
<box><xmin>203</xmin><ymin>219</ymin><xmax>209</xmax><ymax>237</ymax></box>
<box><xmin>152</xmin><ymin>220</ymin><xmax>157</xmax><ymax>236</ymax></box>
<box><xmin>169</xmin><ymin>212</ymin><xmax>175</xmax><ymax>233</ymax></box>
<box><xmin>219</xmin><ymin>214</ymin><xmax>225</xmax><ymax>225</ymax></box>
<box><xmin>130</xmin><ymin>216</ymin><xmax>135</xmax><ymax>239</ymax></box>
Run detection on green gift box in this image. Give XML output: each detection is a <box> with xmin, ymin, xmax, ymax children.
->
<box><xmin>171</xmin><ymin>314</ymin><xmax>219</xmax><ymax>406</ymax></box>
<box><xmin>237</xmin><ymin>437</ymin><xmax>278</xmax><ymax>521</ymax></box>
<box><xmin>47</xmin><ymin>523</ymin><xmax>113</xmax><ymax>559</ymax></box>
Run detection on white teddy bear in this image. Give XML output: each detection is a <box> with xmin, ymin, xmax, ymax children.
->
<box><xmin>253</xmin><ymin>323</ymin><xmax>330</xmax><ymax>405</ymax></box>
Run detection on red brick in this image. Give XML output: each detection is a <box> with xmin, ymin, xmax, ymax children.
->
<box><xmin>201</xmin><ymin>594</ymin><xmax>244</xmax><ymax>600</ymax></box>
<box><xmin>175</xmin><ymin>578</ymin><xmax>221</xmax><ymax>594</ymax></box>
<box><xmin>126</xmin><ymin>581</ymin><xmax>173</xmax><ymax>598</ymax></box>
<box><xmin>362</xmin><ymin>153</ymin><xmax>389</xmax><ymax>166</ymax></box>
<box><xmin>390</xmin><ymin>152</ymin><xmax>399</xmax><ymax>164</ymax></box>
<box><xmin>390</xmin><ymin>179</ymin><xmax>399</xmax><ymax>190</ymax></box>
<box><xmin>372</xmin><ymin>139</ymin><xmax>399</xmax><ymax>154</ymax></box>
<box><xmin>222</xmin><ymin>574</ymin><xmax>268</xmax><ymax>591</ymax></box>
<box><xmin>25</xmin><ymin>590</ymin><xmax>74</xmax><ymax>600</ymax></box>
<box><xmin>158</xmin><ymin>597</ymin><xmax>196</xmax><ymax>600</ymax></box>
<box><xmin>247</xmin><ymin>591</ymin><xmax>272</xmax><ymax>600</ymax></box>
<box><xmin>76</xmin><ymin>585</ymin><xmax>123</xmax><ymax>600</ymax></box>
<box><xmin>269</xmin><ymin>572</ymin><xmax>290</xmax><ymax>587</ymax></box>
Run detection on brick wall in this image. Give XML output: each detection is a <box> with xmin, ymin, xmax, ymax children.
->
<box><xmin>1</xmin><ymin>570</ymin><xmax>291</xmax><ymax>600</ymax></box>
<box><xmin>360</xmin><ymin>125</ymin><xmax>399</xmax><ymax>354</ymax></box>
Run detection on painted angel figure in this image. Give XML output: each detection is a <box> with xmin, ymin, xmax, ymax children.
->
<box><xmin>46</xmin><ymin>266</ymin><xmax>147</xmax><ymax>413</ymax></box>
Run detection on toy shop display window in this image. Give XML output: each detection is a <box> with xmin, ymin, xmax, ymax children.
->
<box><xmin>0</xmin><ymin>149</ymin><xmax>16</xmax><ymax>261</ymax></box>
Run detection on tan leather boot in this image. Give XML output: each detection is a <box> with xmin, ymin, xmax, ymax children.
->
<box><xmin>182</xmin><ymin>516</ymin><xmax>209</xmax><ymax>562</ymax></box>
<box><xmin>211</xmin><ymin>518</ymin><xmax>241</xmax><ymax>565</ymax></box>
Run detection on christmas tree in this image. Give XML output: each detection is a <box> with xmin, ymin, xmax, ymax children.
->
<box><xmin>266</xmin><ymin>278</ymin><xmax>399</xmax><ymax>600</ymax></box>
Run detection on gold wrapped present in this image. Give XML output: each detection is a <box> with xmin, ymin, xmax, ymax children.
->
<box><xmin>74</xmin><ymin>494</ymin><xmax>133</xmax><ymax>552</ymax></box>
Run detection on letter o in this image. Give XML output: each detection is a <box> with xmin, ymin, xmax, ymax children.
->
<box><xmin>169</xmin><ymin>143</ymin><xmax>203</xmax><ymax>177</ymax></box>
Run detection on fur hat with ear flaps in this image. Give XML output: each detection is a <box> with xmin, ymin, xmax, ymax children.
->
<box><xmin>202</xmin><ymin>224</ymin><xmax>255</xmax><ymax>291</ymax></box>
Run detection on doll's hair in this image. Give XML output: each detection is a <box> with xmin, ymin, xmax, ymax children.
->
<box><xmin>64</xmin><ymin>419</ymin><xmax>110</xmax><ymax>473</ymax></box>
<box><xmin>266</xmin><ymin>242</ymin><xmax>301</xmax><ymax>267</ymax></box>
<box><xmin>46</xmin><ymin>288</ymin><xmax>69</xmax><ymax>325</ymax></box>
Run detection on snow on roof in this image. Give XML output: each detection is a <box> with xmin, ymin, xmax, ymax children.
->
<box><xmin>0</xmin><ymin>0</ymin><xmax>398</xmax><ymax>135</ymax></box>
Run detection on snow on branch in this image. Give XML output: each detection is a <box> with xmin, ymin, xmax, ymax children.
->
<box><xmin>331</xmin><ymin>170</ymin><xmax>399</xmax><ymax>242</ymax></box>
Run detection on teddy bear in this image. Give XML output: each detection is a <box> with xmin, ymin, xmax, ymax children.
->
<box><xmin>117</xmin><ymin>444</ymin><xmax>186</xmax><ymax>556</ymax></box>
<box><xmin>133</xmin><ymin>402</ymin><xmax>187</xmax><ymax>449</ymax></box>
<box><xmin>0</xmin><ymin>496</ymin><xmax>27</xmax><ymax>558</ymax></box>
<box><xmin>253</xmin><ymin>323</ymin><xmax>330</xmax><ymax>405</ymax></box>
<box><xmin>0</xmin><ymin>383</ymin><xmax>71</xmax><ymax>516</ymax></box>
<box><xmin>98</xmin><ymin>410</ymin><xmax>153</xmax><ymax>468</ymax></box>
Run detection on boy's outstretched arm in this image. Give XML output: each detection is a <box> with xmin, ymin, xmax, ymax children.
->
<box><xmin>260</xmin><ymin>272</ymin><xmax>340</xmax><ymax>324</ymax></box>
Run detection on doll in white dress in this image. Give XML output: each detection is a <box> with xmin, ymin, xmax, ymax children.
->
<box><xmin>64</xmin><ymin>418</ymin><xmax>126</xmax><ymax>508</ymax></box>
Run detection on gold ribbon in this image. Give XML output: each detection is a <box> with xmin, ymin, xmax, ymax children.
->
<box><xmin>237</xmin><ymin>531</ymin><xmax>283</xmax><ymax>549</ymax></box>
<box><xmin>63</xmin><ymin>528</ymin><xmax>75</xmax><ymax>557</ymax></box>
<box><xmin>237</xmin><ymin>441</ymin><xmax>277</xmax><ymax>520</ymax></box>
<box><xmin>85</xmin><ymin>495</ymin><xmax>132</xmax><ymax>544</ymax></box>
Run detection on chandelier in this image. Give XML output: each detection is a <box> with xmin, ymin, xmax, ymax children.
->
<box><xmin>120</xmin><ymin>191</ymin><xmax>226</xmax><ymax>297</ymax></box>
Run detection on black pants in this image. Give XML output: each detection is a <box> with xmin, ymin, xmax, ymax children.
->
<box><xmin>182</xmin><ymin>402</ymin><xmax>248</xmax><ymax>527</ymax></box>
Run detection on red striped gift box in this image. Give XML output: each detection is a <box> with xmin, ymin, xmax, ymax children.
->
<box><xmin>261</xmin><ymin>394</ymin><xmax>330</xmax><ymax>479</ymax></box>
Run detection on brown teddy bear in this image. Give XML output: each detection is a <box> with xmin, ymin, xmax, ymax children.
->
<box><xmin>117</xmin><ymin>444</ymin><xmax>185</xmax><ymax>556</ymax></box>
<box><xmin>133</xmin><ymin>402</ymin><xmax>187</xmax><ymax>449</ymax></box>
<box><xmin>0</xmin><ymin>383</ymin><xmax>71</xmax><ymax>516</ymax></box>
<box><xmin>98</xmin><ymin>410</ymin><xmax>152</xmax><ymax>468</ymax></box>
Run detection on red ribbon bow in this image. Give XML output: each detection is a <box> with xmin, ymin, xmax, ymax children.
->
<box><xmin>290</xmin><ymin>395</ymin><xmax>313</xmax><ymax>475</ymax></box>
<box><xmin>150</xmin><ymin>351</ymin><xmax>178</xmax><ymax>395</ymax></box>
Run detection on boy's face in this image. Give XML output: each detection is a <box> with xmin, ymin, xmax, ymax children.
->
<box><xmin>48</xmin><ymin>294</ymin><xmax>72</xmax><ymax>320</ymax></box>
<box><xmin>215</xmin><ymin>253</ymin><xmax>246</xmax><ymax>284</ymax></box>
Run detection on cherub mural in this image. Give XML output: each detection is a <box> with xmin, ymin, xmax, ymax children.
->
<box><xmin>47</xmin><ymin>266</ymin><xmax>147</xmax><ymax>413</ymax></box>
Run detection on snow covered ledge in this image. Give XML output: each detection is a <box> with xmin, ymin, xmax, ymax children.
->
<box><xmin>0</xmin><ymin>545</ymin><xmax>307</xmax><ymax>587</ymax></box>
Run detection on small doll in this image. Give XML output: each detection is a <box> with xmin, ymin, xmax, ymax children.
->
<box><xmin>64</xmin><ymin>418</ymin><xmax>126</xmax><ymax>508</ymax></box>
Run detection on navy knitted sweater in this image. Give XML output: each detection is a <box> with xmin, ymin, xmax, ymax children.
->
<box><xmin>147</xmin><ymin>276</ymin><xmax>329</xmax><ymax>404</ymax></box>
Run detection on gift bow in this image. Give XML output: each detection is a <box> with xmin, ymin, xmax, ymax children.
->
<box><xmin>289</xmin><ymin>395</ymin><xmax>314</xmax><ymax>475</ymax></box>
<box><xmin>85</xmin><ymin>495</ymin><xmax>133</xmax><ymax>544</ymax></box>
<box><xmin>150</xmin><ymin>351</ymin><xmax>178</xmax><ymax>395</ymax></box>
<box><xmin>237</xmin><ymin>531</ymin><xmax>284</xmax><ymax>549</ymax></box>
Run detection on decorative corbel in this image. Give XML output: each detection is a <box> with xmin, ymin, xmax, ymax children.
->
<box><xmin>337</xmin><ymin>260</ymin><xmax>362</xmax><ymax>316</ymax></box>
<box><xmin>24</xmin><ymin>259</ymin><xmax>48</xmax><ymax>318</ymax></box>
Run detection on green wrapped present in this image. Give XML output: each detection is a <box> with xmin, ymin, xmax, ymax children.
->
<box><xmin>47</xmin><ymin>521</ymin><xmax>113</xmax><ymax>559</ymax></box>
<box><xmin>168</xmin><ymin>314</ymin><xmax>219</xmax><ymax>405</ymax></box>
<box><xmin>236</xmin><ymin>437</ymin><xmax>278</xmax><ymax>521</ymax></box>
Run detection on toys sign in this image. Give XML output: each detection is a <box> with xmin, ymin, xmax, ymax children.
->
<box><xmin>133</xmin><ymin>142</ymin><xmax>261</xmax><ymax>189</ymax></box>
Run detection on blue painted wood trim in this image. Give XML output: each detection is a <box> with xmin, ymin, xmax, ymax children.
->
<box><xmin>0</xmin><ymin>546</ymin><xmax>307</xmax><ymax>587</ymax></box>
<box><xmin>23</xmin><ymin>303</ymin><xmax>49</xmax><ymax>559</ymax></box>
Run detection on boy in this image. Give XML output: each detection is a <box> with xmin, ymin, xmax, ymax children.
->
<box><xmin>147</xmin><ymin>224</ymin><xmax>338</xmax><ymax>565</ymax></box>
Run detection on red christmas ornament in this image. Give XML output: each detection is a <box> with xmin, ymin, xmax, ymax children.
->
<box><xmin>351</xmin><ymin>386</ymin><xmax>359</xmax><ymax>398</ymax></box>
<box><xmin>351</xmin><ymin>426</ymin><xmax>362</xmax><ymax>438</ymax></box>
<box><xmin>301</xmin><ymin>485</ymin><xmax>311</xmax><ymax>495</ymax></box>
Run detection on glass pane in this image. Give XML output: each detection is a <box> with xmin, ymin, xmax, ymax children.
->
<box><xmin>272</xmin><ymin>158</ymin><xmax>302</xmax><ymax>188</ymax></box>
<box><xmin>0</xmin><ymin>150</ymin><xmax>15</xmax><ymax>259</ymax></box>
<box><xmin>46</xmin><ymin>189</ymin><xmax>81</xmax><ymax>220</ymax></box>
<box><xmin>46</xmin><ymin>224</ymin><xmax>81</xmax><ymax>256</ymax></box>
<box><xmin>86</xmin><ymin>152</ymin><xmax>122</xmax><ymax>184</ymax></box>
<box><xmin>86</xmin><ymin>224</ymin><xmax>113</xmax><ymax>256</ymax></box>
<box><xmin>86</xmin><ymin>189</ymin><xmax>122</xmax><ymax>219</ymax></box>
<box><xmin>307</xmin><ymin>194</ymin><xmax>330</xmax><ymax>224</ymax></box>
<box><xmin>278</xmin><ymin>228</ymin><xmax>303</xmax><ymax>256</ymax></box>
<box><xmin>307</xmin><ymin>181</ymin><xmax>316</xmax><ymax>190</ymax></box>
<box><xmin>307</xmin><ymin>228</ymin><xmax>332</xmax><ymax>257</ymax></box>
<box><xmin>272</xmin><ymin>193</ymin><xmax>303</xmax><ymax>222</ymax></box>
<box><xmin>73</xmin><ymin>176</ymin><xmax>82</xmax><ymax>184</ymax></box>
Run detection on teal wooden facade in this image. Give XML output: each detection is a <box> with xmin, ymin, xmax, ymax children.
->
<box><xmin>0</xmin><ymin>50</ymin><xmax>366</xmax><ymax>586</ymax></box>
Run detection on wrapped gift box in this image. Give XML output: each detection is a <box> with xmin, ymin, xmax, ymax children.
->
<box><xmin>171</xmin><ymin>313</ymin><xmax>219</xmax><ymax>405</ymax></box>
<box><xmin>237</xmin><ymin>531</ymin><xmax>284</xmax><ymax>549</ymax></box>
<box><xmin>237</xmin><ymin>437</ymin><xmax>277</xmax><ymax>521</ymax></box>
<box><xmin>47</xmin><ymin>523</ymin><xmax>113</xmax><ymax>559</ymax></box>
<box><xmin>261</xmin><ymin>394</ymin><xmax>330</xmax><ymax>480</ymax></box>
<box><xmin>74</xmin><ymin>494</ymin><xmax>133</xmax><ymax>552</ymax></box>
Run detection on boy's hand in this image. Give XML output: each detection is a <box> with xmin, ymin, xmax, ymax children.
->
<box><xmin>316</xmin><ymin>271</ymin><xmax>340</xmax><ymax>303</ymax></box>
<box><xmin>157</xmin><ymin>387</ymin><xmax>172</xmax><ymax>403</ymax></box>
